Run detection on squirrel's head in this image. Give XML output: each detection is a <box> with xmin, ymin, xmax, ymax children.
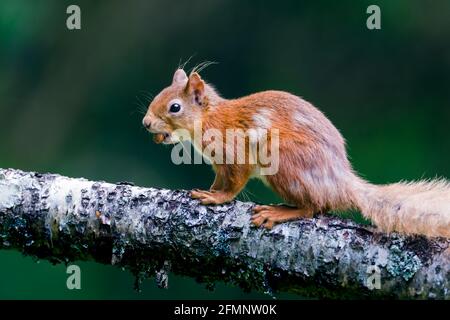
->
<box><xmin>143</xmin><ymin>69</ymin><xmax>217</xmax><ymax>144</ymax></box>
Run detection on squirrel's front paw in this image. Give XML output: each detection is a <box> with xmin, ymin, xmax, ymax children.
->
<box><xmin>191</xmin><ymin>189</ymin><xmax>233</xmax><ymax>205</ymax></box>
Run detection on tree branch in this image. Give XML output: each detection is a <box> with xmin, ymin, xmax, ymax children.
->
<box><xmin>0</xmin><ymin>168</ymin><xmax>448</xmax><ymax>298</ymax></box>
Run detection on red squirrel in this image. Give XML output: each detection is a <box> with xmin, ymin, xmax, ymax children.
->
<box><xmin>142</xmin><ymin>68</ymin><xmax>450</xmax><ymax>238</ymax></box>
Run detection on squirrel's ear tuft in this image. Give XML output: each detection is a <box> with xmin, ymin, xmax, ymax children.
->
<box><xmin>187</xmin><ymin>72</ymin><xmax>205</xmax><ymax>106</ymax></box>
<box><xmin>172</xmin><ymin>69</ymin><xmax>188</xmax><ymax>86</ymax></box>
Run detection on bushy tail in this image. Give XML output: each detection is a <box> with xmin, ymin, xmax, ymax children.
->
<box><xmin>353</xmin><ymin>178</ymin><xmax>450</xmax><ymax>238</ymax></box>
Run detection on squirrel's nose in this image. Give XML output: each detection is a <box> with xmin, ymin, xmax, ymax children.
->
<box><xmin>142</xmin><ymin>117</ymin><xmax>152</xmax><ymax>130</ymax></box>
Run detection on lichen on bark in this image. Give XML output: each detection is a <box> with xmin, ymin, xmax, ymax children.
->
<box><xmin>0</xmin><ymin>168</ymin><xmax>449</xmax><ymax>299</ymax></box>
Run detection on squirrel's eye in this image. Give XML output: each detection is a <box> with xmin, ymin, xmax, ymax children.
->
<box><xmin>169</xmin><ymin>103</ymin><xmax>181</xmax><ymax>113</ymax></box>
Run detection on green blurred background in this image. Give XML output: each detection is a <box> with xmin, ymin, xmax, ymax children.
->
<box><xmin>0</xmin><ymin>0</ymin><xmax>449</xmax><ymax>299</ymax></box>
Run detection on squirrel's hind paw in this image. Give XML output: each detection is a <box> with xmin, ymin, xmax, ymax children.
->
<box><xmin>251</xmin><ymin>205</ymin><xmax>313</xmax><ymax>229</ymax></box>
<box><xmin>191</xmin><ymin>189</ymin><xmax>234</xmax><ymax>205</ymax></box>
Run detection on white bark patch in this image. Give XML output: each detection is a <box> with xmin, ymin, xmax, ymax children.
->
<box><xmin>0</xmin><ymin>180</ymin><xmax>21</xmax><ymax>210</ymax></box>
<box><xmin>47</xmin><ymin>177</ymin><xmax>96</xmax><ymax>226</ymax></box>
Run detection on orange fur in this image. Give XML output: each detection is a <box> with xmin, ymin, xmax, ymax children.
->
<box><xmin>143</xmin><ymin>69</ymin><xmax>450</xmax><ymax>238</ymax></box>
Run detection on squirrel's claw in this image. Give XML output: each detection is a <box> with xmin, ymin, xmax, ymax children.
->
<box><xmin>251</xmin><ymin>205</ymin><xmax>312</xmax><ymax>230</ymax></box>
<box><xmin>191</xmin><ymin>189</ymin><xmax>233</xmax><ymax>205</ymax></box>
<box><xmin>251</xmin><ymin>212</ymin><xmax>274</xmax><ymax>229</ymax></box>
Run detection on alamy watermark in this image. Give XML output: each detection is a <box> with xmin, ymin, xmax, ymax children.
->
<box><xmin>164</xmin><ymin>121</ymin><xmax>280</xmax><ymax>176</ymax></box>
<box><xmin>66</xmin><ymin>264</ymin><xmax>81</xmax><ymax>290</ymax></box>
<box><xmin>64</xmin><ymin>5</ymin><xmax>380</xmax><ymax>31</ymax></box>
<box><xmin>366</xmin><ymin>5</ymin><xmax>381</xmax><ymax>30</ymax></box>
<box><xmin>366</xmin><ymin>265</ymin><xmax>381</xmax><ymax>290</ymax></box>
<box><xmin>66</xmin><ymin>5</ymin><xmax>81</xmax><ymax>30</ymax></box>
